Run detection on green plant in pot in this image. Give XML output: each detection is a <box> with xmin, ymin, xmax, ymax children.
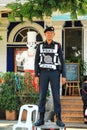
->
<box><xmin>0</xmin><ymin>71</ymin><xmax>25</xmax><ymax>120</ymax></box>
<box><xmin>20</xmin><ymin>72</ymin><xmax>39</xmax><ymax>105</ymax></box>
<box><xmin>17</xmin><ymin>72</ymin><xmax>39</xmax><ymax>121</ymax></box>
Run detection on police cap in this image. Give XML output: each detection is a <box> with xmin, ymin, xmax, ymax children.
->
<box><xmin>44</xmin><ymin>26</ymin><xmax>54</xmax><ymax>33</ymax></box>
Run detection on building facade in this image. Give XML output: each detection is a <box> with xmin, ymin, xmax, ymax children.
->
<box><xmin>0</xmin><ymin>1</ymin><xmax>87</xmax><ymax>74</ymax></box>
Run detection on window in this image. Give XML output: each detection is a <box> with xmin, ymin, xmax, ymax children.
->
<box><xmin>65</xmin><ymin>28</ymin><xmax>82</xmax><ymax>60</ymax></box>
<box><xmin>64</xmin><ymin>21</ymin><xmax>83</xmax><ymax>61</ymax></box>
<box><xmin>13</xmin><ymin>27</ymin><xmax>43</xmax><ymax>42</ymax></box>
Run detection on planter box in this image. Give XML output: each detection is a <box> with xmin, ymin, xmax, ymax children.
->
<box><xmin>6</xmin><ymin>110</ymin><xmax>17</xmax><ymax>120</ymax></box>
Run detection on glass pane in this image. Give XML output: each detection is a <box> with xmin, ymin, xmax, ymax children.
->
<box><xmin>13</xmin><ymin>27</ymin><xmax>43</xmax><ymax>42</ymax></box>
<box><xmin>65</xmin><ymin>28</ymin><xmax>82</xmax><ymax>61</ymax></box>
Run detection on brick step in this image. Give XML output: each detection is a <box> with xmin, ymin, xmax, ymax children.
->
<box><xmin>61</xmin><ymin>101</ymin><xmax>83</xmax><ymax>105</ymax></box>
<box><xmin>62</xmin><ymin>117</ymin><xmax>84</xmax><ymax>123</ymax></box>
<box><xmin>54</xmin><ymin>116</ymin><xmax>84</xmax><ymax>123</ymax></box>
<box><xmin>62</xmin><ymin>111</ymin><xmax>83</xmax><ymax>117</ymax></box>
<box><xmin>61</xmin><ymin>104</ymin><xmax>83</xmax><ymax>111</ymax></box>
<box><xmin>60</xmin><ymin>96</ymin><xmax>84</xmax><ymax>123</ymax></box>
<box><xmin>61</xmin><ymin>99</ymin><xmax>83</xmax><ymax>104</ymax></box>
<box><xmin>61</xmin><ymin>96</ymin><xmax>82</xmax><ymax>99</ymax></box>
<box><xmin>61</xmin><ymin>96</ymin><xmax>82</xmax><ymax>100</ymax></box>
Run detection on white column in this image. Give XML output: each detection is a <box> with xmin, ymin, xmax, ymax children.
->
<box><xmin>81</xmin><ymin>20</ymin><xmax>87</xmax><ymax>75</ymax></box>
<box><xmin>52</xmin><ymin>21</ymin><xmax>65</xmax><ymax>44</ymax></box>
<box><xmin>53</xmin><ymin>21</ymin><xmax>65</xmax><ymax>96</ymax></box>
<box><xmin>0</xmin><ymin>18</ymin><xmax>9</xmax><ymax>72</ymax></box>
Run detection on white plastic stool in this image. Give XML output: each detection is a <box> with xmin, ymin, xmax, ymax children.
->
<box><xmin>13</xmin><ymin>104</ymin><xmax>38</xmax><ymax>130</ymax></box>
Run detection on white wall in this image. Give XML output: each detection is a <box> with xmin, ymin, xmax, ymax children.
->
<box><xmin>0</xmin><ymin>0</ymin><xmax>26</xmax><ymax>6</ymax></box>
<box><xmin>0</xmin><ymin>18</ymin><xmax>9</xmax><ymax>72</ymax></box>
<box><xmin>82</xmin><ymin>20</ymin><xmax>87</xmax><ymax>75</ymax></box>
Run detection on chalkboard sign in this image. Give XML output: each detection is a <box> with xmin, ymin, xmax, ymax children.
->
<box><xmin>65</xmin><ymin>63</ymin><xmax>79</xmax><ymax>81</ymax></box>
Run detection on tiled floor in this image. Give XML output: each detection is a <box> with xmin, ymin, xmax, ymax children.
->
<box><xmin>0</xmin><ymin>121</ymin><xmax>87</xmax><ymax>130</ymax></box>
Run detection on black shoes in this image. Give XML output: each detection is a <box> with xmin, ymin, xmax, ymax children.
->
<box><xmin>56</xmin><ymin>120</ymin><xmax>65</xmax><ymax>127</ymax></box>
<box><xmin>34</xmin><ymin>119</ymin><xmax>65</xmax><ymax>127</ymax></box>
<box><xmin>34</xmin><ymin>119</ymin><xmax>44</xmax><ymax>126</ymax></box>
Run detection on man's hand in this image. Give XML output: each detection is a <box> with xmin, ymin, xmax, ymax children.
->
<box><xmin>34</xmin><ymin>76</ymin><xmax>39</xmax><ymax>85</ymax></box>
<box><xmin>61</xmin><ymin>77</ymin><xmax>66</xmax><ymax>85</ymax></box>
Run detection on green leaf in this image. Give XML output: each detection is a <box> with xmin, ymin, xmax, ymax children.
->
<box><xmin>0</xmin><ymin>36</ymin><xmax>3</xmax><ymax>40</ymax></box>
<box><xmin>6</xmin><ymin>0</ymin><xmax>87</xmax><ymax>21</ymax></box>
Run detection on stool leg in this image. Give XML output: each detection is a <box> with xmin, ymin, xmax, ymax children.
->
<box><xmin>69</xmin><ymin>87</ymin><xmax>70</xmax><ymax>95</ymax></box>
<box><xmin>65</xmin><ymin>86</ymin><xmax>68</xmax><ymax>96</ymax></box>
<box><xmin>78</xmin><ymin>87</ymin><xmax>80</xmax><ymax>95</ymax></box>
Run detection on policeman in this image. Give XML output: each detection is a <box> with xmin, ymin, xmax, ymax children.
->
<box><xmin>34</xmin><ymin>26</ymin><xmax>66</xmax><ymax>127</ymax></box>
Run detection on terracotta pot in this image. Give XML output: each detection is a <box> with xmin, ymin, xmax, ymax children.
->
<box><xmin>6</xmin><ymin>110</ymin><xmax>17</xmax><ymax>120</ymax></box>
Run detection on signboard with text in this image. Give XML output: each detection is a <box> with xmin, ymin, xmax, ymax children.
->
<box><xmin>65</xmin><ymin>63</ymin><xmax>79</xmax><ymax>81</ymax></box>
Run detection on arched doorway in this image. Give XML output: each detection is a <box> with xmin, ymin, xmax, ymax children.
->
<box><xmin>7</xmin><ymin>21</ymin><xmax>44</xmax><ymax>72</ymax></box>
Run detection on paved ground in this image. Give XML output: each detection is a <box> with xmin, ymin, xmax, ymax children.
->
<box><xmin>0</xmin><ymin>120</ymin><xmax>87</xmax><ymax>130</ymax></box>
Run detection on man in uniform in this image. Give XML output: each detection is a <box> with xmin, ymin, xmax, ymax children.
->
<box><xmin>34</xmin><ymin>26</ymin><xmax>66</xmax><ymax>127</ymax></box>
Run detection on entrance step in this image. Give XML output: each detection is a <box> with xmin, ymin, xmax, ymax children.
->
<box><xmin>60</xmin><ymin>96</ymin><xmax>84</xmax><ymax>123</ymax></box>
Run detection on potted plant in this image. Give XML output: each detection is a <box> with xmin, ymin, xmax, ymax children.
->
<box><xmin>20</xmin><ymin>72</ymin><xmax>39</xmax><ymax>120</ymax></box>
<box><xmin>0</xmin><ymin>71</ymin><xmax>50</xmax><ymax>120</ymax></box>
<box><xmin>0</xmin><ymin>71</ymin><xmax>26</xmax><ymax>120</ymax></box>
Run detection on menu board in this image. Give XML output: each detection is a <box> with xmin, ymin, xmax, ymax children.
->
<box><xmin>65</xmin><ymin>63</ymin><xmax>79</xmax><ymax>81</ymax></box>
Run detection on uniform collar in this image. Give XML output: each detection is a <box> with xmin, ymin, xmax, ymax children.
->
<box><xmin>44</xmin><ymin>40</ymin><xmax>54</xmax><ymax>45</ymax></box>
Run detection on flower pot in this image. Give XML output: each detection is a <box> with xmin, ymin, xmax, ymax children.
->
<box><xmin>6</xmin><ymin>110</ymin><xmax>17</xmax><ymax>120</ymax></box>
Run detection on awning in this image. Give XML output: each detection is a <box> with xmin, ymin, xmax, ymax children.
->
<box><xmin>52</xmin><ymin>13</ymin><xmax>87</xmax><ymax>21</ymax></box>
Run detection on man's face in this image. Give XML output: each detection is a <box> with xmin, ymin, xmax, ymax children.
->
<box><xmin>44</xmin><ymin>31</ymin><xmax>55</xmax><ymax>41</ymax></box>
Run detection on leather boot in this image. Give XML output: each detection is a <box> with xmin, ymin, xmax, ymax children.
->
<box><xmin>34</xmin><ymin>112</ymin><xmax>44</xmax><ymax>126</ymax></box>
<box><xmin>56</xmin><ymin>114</ymin><xmax>65</xmax><ymax>127</ymax></box>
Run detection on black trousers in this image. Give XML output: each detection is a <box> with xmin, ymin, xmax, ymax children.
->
<box><xmin>83</xmin><ymin>100</ymin><xmax>87</xmax><ymax>118</ymax></box>
<box><xmin>38</xmin><ymin>69</ymin><xmax>61</xmax><ymax>116</ymax></box>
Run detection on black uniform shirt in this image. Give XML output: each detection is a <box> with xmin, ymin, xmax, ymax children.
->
<box><xmin>81</xmin><ymin>82</ymin><xmax>87</xmax><ymax>100</ymax></box>
<box><xmin>34</xmin><ymin>41</ymin><xmax>66</xmax><ymax>78</ymax></box>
